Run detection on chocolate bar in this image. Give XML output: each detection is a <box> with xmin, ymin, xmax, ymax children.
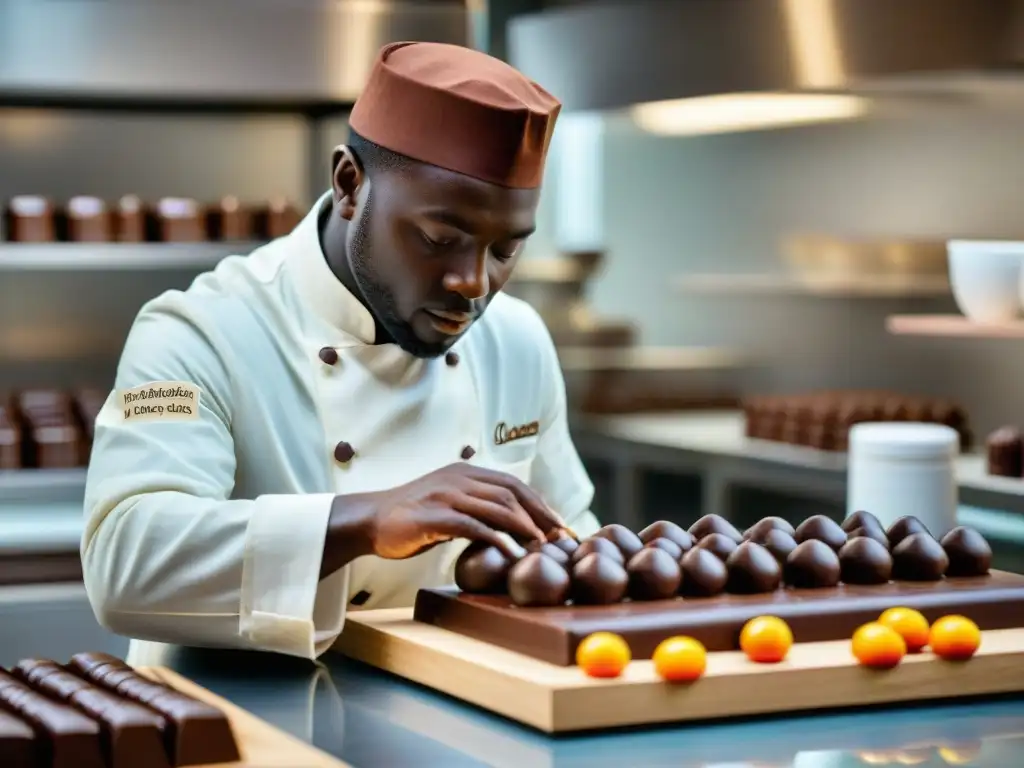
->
<box><xmin>14</xmin><ymin>391</ymin><xmax>85</xmax><ymax>469</ymax></box>
<box><xmin>0</xmin><ymin>669</ymin><xmax>105</xmax><ymax>768</ymax></box>
<box><xmin>14</xmin><ymin>660</ymin><xmax>170</xmax><ymax>768</ymax></box>
<box><xmin>66</xmin><ymin>196</ymin><xmax>113</xmax><ymax>242</ymax></box>
<box><xmin>114</xmin><ymin>196</ymin><xmax>148</xmax><ymax>242</ymax></box>
<box><xmin>0</xmin><ymin>708</ymin><xmax>36</xmax><ymax>768</ymax></box>
<box><xmin>0</xmin><ymin>397</ymin><xmax>21</xmax><ymax>470</ymax></box>
<box><xmin>205</xmin><ymin>196</ymin><xmax>252</xmax><ymax>241</ymax></box>
<box><xmin>155</xmin><ymin>198</ymin><xmax>205</xmax><ymax>242</ymax></box>
<box><xmin>5</xmin><ymin>196</ymin><xmax>56</xmax><ymax>242</ymax></box>
<box><xmin>68</xmin><ymin>653</ymin><xmax>240</xmax><ymax>766</ymax></box>
<box><xmin>252</xmin><ymin>198</ymin><xmax>300</xmax><ymax>240</ymax></box>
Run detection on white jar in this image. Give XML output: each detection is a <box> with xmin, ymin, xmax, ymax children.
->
<box><xmin>846</xmin><ymin>423</ymin><xmax>959</xmax><ymax>537</ymax></box>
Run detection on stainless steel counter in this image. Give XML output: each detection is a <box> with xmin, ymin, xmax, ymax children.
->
<box><xmin>1</xmin><ymin>585</ymin><xmax>1023</xmax><ymax>768</ymax></box>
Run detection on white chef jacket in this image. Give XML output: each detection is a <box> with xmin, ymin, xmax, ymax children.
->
<box><xmin>81</xmin><ymin>192</ymin><xmax>601</xmax><ymax>662</ymax></box>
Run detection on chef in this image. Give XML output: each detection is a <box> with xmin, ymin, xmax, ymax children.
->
<box><xmin>81</xmin><ymin>41</ymin><xmax>601</xmax><ymax>664</ymax></box>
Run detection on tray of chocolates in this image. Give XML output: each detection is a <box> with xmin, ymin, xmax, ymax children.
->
<box><xmin>414</xmin><ymin>512</ymin><xmax>1022</xmax><ymax>666</ymax></box>
<box><xmin>741</xmin><ymin>390</ymin><xmax>971</xmax><ymax>452</ymax></box>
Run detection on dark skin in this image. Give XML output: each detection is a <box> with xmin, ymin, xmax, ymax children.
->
<box><xmin>317</xmin><ymin>147</ymin><xmax>571</xmax><ymax>578</ymax></box>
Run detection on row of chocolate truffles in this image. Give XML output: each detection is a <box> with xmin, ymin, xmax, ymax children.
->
<box><xmin>454</xmin><ymin>513</ymin><xmax>993</xmax><ymax>608</ymax></box>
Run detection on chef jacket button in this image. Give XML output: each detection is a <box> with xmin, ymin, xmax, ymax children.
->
<box><xmin>460</xmin><ymin>445</ymin><xmax>476</xmax><ymax>460</ymax></box>
<box><xmin>445</xmin><ymin>351</ymin><xmax>459</xmax><ymax>367</ymax></box>
<box><xmin>350</xmin><ymin>590</ymin><xmax>371</xmax><ymax>606</ymax></box>
<box><xmin>334</xmin><ymin>441</ymin><xmax>355</xmax><ymax>463</ymax></box>
<box><xmin>319</xmin><ymin>346</ymin><xmax>339</xmax><ymax>366</ymax></box>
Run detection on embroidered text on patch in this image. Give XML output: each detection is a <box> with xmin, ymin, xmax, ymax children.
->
<box><xmin>494</xmin><ymin>420</ymin><xmax>539</xmax><ymax>446</ymax></box>
<box><xmin>119</xmin><ymin>381</ymin><xmax>201</xmax><ymax>422</ymax></box>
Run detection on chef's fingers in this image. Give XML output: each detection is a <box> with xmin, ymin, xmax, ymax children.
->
<box><xmin>451</xmin><ymin>490</ymin><xmax>545</xmax><ymax>544</ymax></box>
<box><xmin>466</xmin><ymin>467</ymin><xmax>565</xmax><ymax>533</ymax></box>
<box><xmin>419</xmin><ymin>508</ymin><xmax>521</xmax><ymax>560</ymax></box>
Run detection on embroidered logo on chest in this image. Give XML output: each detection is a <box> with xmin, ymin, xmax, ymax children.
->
<box><xmin>494</xmin><ymin>420</ymin><xmax>539</xmax><ymax>446</ymax></box>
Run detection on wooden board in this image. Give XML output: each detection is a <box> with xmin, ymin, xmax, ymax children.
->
<box><xmin>137</xmin><ymin>667</ymin><xmax>348</xmax><ymax>768</ymax></box>
<box><xmin>333</xmin><ymin>608</ymin><xmax>1024</xmax><ymax>734</ymax></box>
<box><xmin>414</xmin><ymin>571</ymin><xmax>1024</xmax><ymax>665</ymax></box>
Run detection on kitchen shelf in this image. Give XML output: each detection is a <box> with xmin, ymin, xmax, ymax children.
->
<box><xmin>887</xmin><ymin>315</ymin><xmax>1024</xmax><ymax>338</ymax></box>
<box><xmin>0</xmin><ymin>469</ymin><xmax>87</xmax><ymax>505</ymax></box>
<box><xmin>675</xmin><ymin>273</ymin><xmax>951</xmax><ymax>297</ymax></box>
<box><xmin>0</xmin><ymin>242</ymin><xmax>262</xmax><ymax>271</ymax></box>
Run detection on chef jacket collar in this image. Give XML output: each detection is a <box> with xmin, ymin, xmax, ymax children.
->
<box><xmin>287</xmin><ymin>191</ymin><xmax>377</xmax><ymax>345</ymax></box>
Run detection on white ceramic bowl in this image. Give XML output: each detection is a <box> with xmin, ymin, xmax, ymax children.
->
<box><xmin>947</xmin><ymin>240</ymin><xmax>1024</xmax><ymax>323</ymax></box>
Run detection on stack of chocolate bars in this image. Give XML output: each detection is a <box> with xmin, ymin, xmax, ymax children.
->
<box><xmin>0</xmin><ymin>390</ymin><xmax>105</xmax><ymax>470</ymax></box>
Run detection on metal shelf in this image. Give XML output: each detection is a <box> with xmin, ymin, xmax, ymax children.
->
<box><xmin>0</xmin><ymin>469</ymin><xmax>87</xmax><ymax>505</ymax></box>
<box><xmin>0</xmin><ymin>242</ymin><xmax>261</xmax><ymax>271</ymax></box>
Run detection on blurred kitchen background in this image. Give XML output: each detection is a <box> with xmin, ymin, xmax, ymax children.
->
<box><xmin>5</xmin><ymin>0</ymin><xmax>1024</xmax><ymax>658</ymax></box>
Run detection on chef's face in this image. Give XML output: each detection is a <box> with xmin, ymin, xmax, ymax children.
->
<box><xmin>333</xmin><ymin>147</ymin><xmax>540</xmax><ymax>358</ymax></box>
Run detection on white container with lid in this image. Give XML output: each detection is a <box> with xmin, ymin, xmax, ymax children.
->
<box><xmin>846</xmin><ymin>422</ymin><xmax>959</xmax><ymax>537</ymax></box>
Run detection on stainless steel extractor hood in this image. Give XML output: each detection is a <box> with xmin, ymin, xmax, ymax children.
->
<box><xmin>507</xmin><ymin>0</ymin><xmax>1018</xmax><ymax>114</ymax></box>
<box><xmin>0</xmin><ymin>0</ymin><xmax>471</xmax><ymax>108</ymax></box>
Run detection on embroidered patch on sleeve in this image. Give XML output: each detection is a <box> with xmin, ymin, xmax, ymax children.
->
<box><xmin>119</xmin><ymin>381</ymin><xmax>201</xmax><ymax>422</ymax></box>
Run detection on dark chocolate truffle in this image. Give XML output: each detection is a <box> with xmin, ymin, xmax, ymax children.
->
<box><xmin>838</xmin><ymin>537</ymin><xmax>892</xmax><ymax>585</ymax></box>
<box><xmin>743</xmin><ymin>516</ymin><xmax>796</xmax><ymax>541</ymax></box>
<box><xmin>454</xmin><ymin>542</ymin><xmax>514</xmax><ymax>594</ymax></box>
<box><xmin>570</xmin><ymin>537</ymin><xmax>625</xmax><ymax>566</ymax></box>
<box><xmin>689</xmin><ymin>514</ymin><xmax>742</xmax><ymax>543</ymax></box>
<box><xmin>549</xmin><ymin>533</ymin><xmax>580</xmax><ymax>557</ymax></box>
<box><xmin>941</xmin><ymin>526</ymin><xmax>992</xmax><ymax>577</ymax></box>
<box><xmin>846</xmin><ymin>525</ymin><xmax>890</xmax><ymax>548</ymax></box>
<box><xmin>508</xmin><ymin>552</ymin><xmax>571</xmax><ymax>606</ymax></box>
<box><xmin>747</xmin><ymin>528</ymin><xmax>798</xmax><ymax>565</ymax></box>
<box><xmin>626</xmin><ymin>548</ymin><xmax>682</xmax><ymax>601</ymax></box>
<box><xmin>571</xmin><ymin>553</ymin><xmax>629</xmax><ymax>605</ymax></box>
<box><xmin>695</xmin><ymin>532</ymin><xmax>739</xmax><ymax>561</ymax></box>
<box><xmin>795</xmin><ymin>514</ymin><xmax>847</xmax><ymax>551</ymax></box>
<box><xmin>593</xmin><ymin>524</ymin><xmax>644</xmax><ymax>560</ymax></box>
<box><xmin>892</xmin><ymin>532</ymin><xmax>949</xmax><ymax>582</ymax></box>
<box><xmin>638</xmin><ymin>520</ymin><xmax>694</xmax><ymax>552</ymax></box>
<box><xmin>679</xmin><ymin>548</ymin><xmax>729</xmax><ymax>597</ymax></box>
<box><xmin>987</xmin><ymin>426</ymin><xmax>1024</xmax><ymax>477</ymax></box>
<box><xmin>725</xmin><ymin>542</ymin><xmax>782</xmax><ymax>594</ymax></box>
<box><xmin>645</xmin><ymin>537</ymin><xmax>684</xmax><ymax>560</ymax></box>
<box><xmin>784</xmin><ymin>540</ymin><xmax>841</xmax><ymax>589</ymax></box>
<box><xmin>526</xmin><ymin>540</ymin><xmax>571</xmax><ymax>569</ymax></box>
<box><xmin>887</xmin><ymin>516</ymin><xmax>930</xmax><ymax>548</ymax></box>
<box><xmin>842</xmin><ymin>510</ymin><xmax>883</xmax><ymax>535</ymax></box>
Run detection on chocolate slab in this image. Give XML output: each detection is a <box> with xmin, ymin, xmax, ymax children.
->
<box><xmin>0</xmin><ymin>708</ymin><xmax>36</xmax><ymax>768</ymax></box>
<box><xmin>68</xmin><ymin>654</ymin><xmax>240</xmax><ymax>766</ymax></box>
<box><xmin>414</xmin><ymin>570</ymin><xmax>1024</xmax><ymax>666</ymax></box>
<box><xmin>15</xmin><ymin>659</ymin><xmax>170</xmax><ymax>768</ymax></box>
<box><xmin>0</xmin><ymin>669</ymin><xmax>104</xmax><ymax>768</ymax></box>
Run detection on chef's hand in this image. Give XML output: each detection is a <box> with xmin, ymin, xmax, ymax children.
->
<box><xmin>330</xmin><ymin>463</ymin><xmax>565</xmax><ymax>564</ymax></box>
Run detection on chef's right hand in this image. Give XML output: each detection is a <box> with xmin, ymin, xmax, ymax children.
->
<box><xmin>352</xmin><ymin>463</ymin><xmax>565</xmax><ymax>561</ymax></box>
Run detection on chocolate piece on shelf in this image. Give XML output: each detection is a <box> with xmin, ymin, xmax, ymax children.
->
<box><xmin>679</xmin><ymin>547</ymin><xmax>728</xmax><ymax>597</ymax></box>
<box><xmin>892</xmin><ymin>532</ymin><xmax>949</xmax><ymax>581</ymax></box>
<box><xmin>626</xmin><ymin>548</ymin><xmax>681</xmax><ymax>601</ymax></box>
<box><xmin>66</xmin><ymin>654</ymin><xmax>240</xmax><ymax>766</ymax></box>
<box><xmin>0</xmin><ymin>400</ymin><xmax>21</xmax><ymax>470</ymax></box>
<box><xmin>694</xmin><ymin>532</ymin><xmax>738</xmax><ymax>561</ymax></box>
<box><xmin>795</xmin><ymin>515</ymin><xmax>847</xmax><ymax>551</ymax></box>
<box><xmin>931</xmin><ymin>400</ymin><xmax>967</xmax><ymax>430</ymax></box>
<box><xmin>155</xmin><ymin>198</ymin><xmax>205</xmax><ymax>242</ymax></box>
<box><xmin>644</xmin><ymin>537</ymin><xmax>683</xmax><ymax>560</ymax></box>
<box><xmin>14</xmin><ymin>660</ymin><xmax>170</xmax><ymax>768</ymax></box>
<box><xmin>784</xmin><ymin>540</ymin><xmax>841</xmax><ymax>589</ymax></box>
<box><xmin>743</xmin><ymin>516</ymin><xmax>796</xmax><ymax>541</ymax></box>
<box><xmin>0</xmin><ymin>669</ymin><xmax>104</xmax><ymax>768</ymax></box>
<box><xmin>841</xmin><ymin>510</ymin><xmax>883</xmax><ymax>535</ymax></box>
<box><xmin>570</xmin><ymin>553</ymin><xmax>628</xmax><ymax>605</ymax></box>
<box><xmin>114</xmin><ymin>195</ymin><xmax>149</xmax><ymax>242</ymax></box>
<box><xmin>592</xmin><ymin>524</ymin><xmax>644</xmax><ymax>560</ymax></box>
<box><xmin>66</xmin><ymin>196</ymin><xmax>112</xmax><ymax>242</ymax></box>
<box><xmin>525</xmin><ymin>541</ymin><xmax>571</xmax><ymax>569</ymax></box>
<box><xmin>507</xmin><ymin>552</ymin><xmax>570</xmax><ymax>607</ymax></box>
<box><xmin>881</xmin><ymin>397</ymin><xmax>910</xmax><ymax>421</ymax></box>
<box><xmin>0</xmin><ymin>707</ymin><xmax>35</xmax><ymax>768</ymax></box>
<box><xmin>205</xmin><ymin>196</ymin><xmax>252</xmax><ymax>241</ymax></box>
<box><xmin>887</xmin><ymin>515</ymin><xmax>930</xmax><ymax>548</ymax></box>
<box><xmin>5</xmin><ymin>195</ymin><xmax>56</xmax><ymax>241</ymax></box>
<box><xmin>839</xmin><ymin>537</ymin><xmax>892</xmax><ymax>584</ymax></box>
<box><xmin>637</xmin><ymin>520</ymin><xmax>693</xmax><ymax>551</ymax></box>
<box><xmin>747</xmin><ymin>528</ymin><xmax>798</xmax><ymax>565</ymax></box>
<box><xmin>455</xmin><ymin>542</ymin><xmax>514</xmax><ymax>594</ymax></box>
<box><xmin>569</xmin><ymin>537</ymin><xmax>624</xmax><ymax>566</ymax></box>
<box><xmin>252</xmin><ymin>198</ymin><xmax>301</xmax><ymax>240</ymax></box>
<box><xmin>688</xmin><ymin>514</ymin><xmax>742</xmax><ymax>543</ymax></box>
<box><xmin>725</xmin><ymin>541</ymin><xmax>781</xmax><ymax>594</ymax></box>
<box><xmin>986</xmin><ymin>426</ymin><xmax>1024</xmax><ymax>478</ymax></box>
<box><xmin>941</xmin><ymin>526</ymin><xmax>992</xmax><ymax>577</ymax></box>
